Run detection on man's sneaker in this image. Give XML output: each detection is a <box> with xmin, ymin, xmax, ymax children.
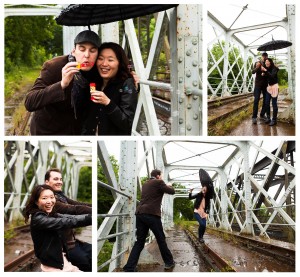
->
<box><xmin>269</xmin><ymin>120</ymin><xmax>277</xmax><ymax>126</ymax></box>
<box><xmin>199</xmin><ymin>238</ymin><xmax>205</xmax><ymax>243</ymax></box>
<box><xmin>265</xmin><ymin>118</ymin><xmax>271</xmax><ymax>124</ymax></box>
<box><xmin>252</xmin><ymin>118</ymin><xmax>257</xmax><ymax>124</ymax></box>
<box><xmin>260</xmin><ymin>115</ymin><xmax>268</xmax><ymax>121</ymax></box>
<box><xmin>164</xmin><ymin>261</ymin><xmax>175</xmax><ymax>270</ymax></box>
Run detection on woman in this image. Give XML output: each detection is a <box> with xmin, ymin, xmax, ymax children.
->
<box><xmin>261</xmin><ymin>58</ymin><xmax>279</xmax><ymax>126</ymax></box>
<box><xmin>24</xmin><ymin>185</ymin><xmax>92</xmax><ymax>272</ymax></box>
<box><xmin>81</xmin><ymin>42</ymin><xmax>138</xmax><ymax>135</ymax></box>
<box><xmin>189</xmin><ymin>185</ymin><xmax>211</xmax><ymax>243</ymax></box>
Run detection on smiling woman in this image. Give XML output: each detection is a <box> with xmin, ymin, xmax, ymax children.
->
<box><xmin>80</xmin><ymin>42</ymin><xmax>138</xmax><ymax>135</ymax></box>
<box><xmin>23</xmin><ymin>184</ymin><xmax>92</xmax><ymax>272</ymax></box>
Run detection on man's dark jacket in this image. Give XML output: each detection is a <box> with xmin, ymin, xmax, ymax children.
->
<box><xmin>136</xmin><ymin>178</ymin><xmax>175</xmax><ymax>217</ymax></box>
<box><xmin>54</xmin><ymin>191</ymin><xmax>92</xmax><ymax>246</ymax></box>
<box><xmin>252</xmin><ymin>62</ymin><xmax>268</xmax><ymax>88</ymax></box>
<box><xmin>30</xmin><ymin>211</ymin><xmax>91</xmax><ymax>269</ymax></box>
<box><xmin>25</xmin><ymin>55</ymin><xmax>82</xmax><ymax>135</ymax></box>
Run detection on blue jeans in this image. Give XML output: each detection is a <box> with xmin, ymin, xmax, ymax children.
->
<box><xmin>68</xmin><ymin>240</ymin><xmax>92</xmax><ymax>271</ymax></box>
<box><xmin>252</xmin><ymin>86</ymin><xmax>267</xmax><ymax>118</ymax></box>
<box><xmin>265</xmin><ymin>92</ymin><xmax>278</xmax><ymax>121</ymax></box>
<box><xmin>194</xmin><ymin>212</ymin><xmax>206</xmax><ymax>239</ymax></box>
<box><xmin>123</xmin><ymin>214</ymin><xmax>174</xmax><ymax>272</ymax></box>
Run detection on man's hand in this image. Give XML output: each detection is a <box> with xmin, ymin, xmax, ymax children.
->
<box><xmin>189</xmin><ymin>188</ymin><xmax>194</xmax><ymax>193</ymax></box>
<box><xmin>90</xmin><ymin>90</ymin><xmax>111</xmax><ymax>106</ymax></box>
<box><xmin>61</xmin><ymin>62</ymin><xmax>79</xmax><ymax>89</ymax></box>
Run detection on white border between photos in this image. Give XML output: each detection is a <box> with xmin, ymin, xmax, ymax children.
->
<box><xmin>1</xmin><ymin>0</ymin><xmax>298</xmax><ymax>276</ymax></box>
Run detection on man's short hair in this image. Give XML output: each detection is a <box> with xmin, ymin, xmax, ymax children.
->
<box><xmin>45</xmin><ymin>168</ymin><xmax>62</xmax><ymax>181</ymax></box>
<box><xmin>150</xmin><ymin>169</ymin><xmax>161</xmax><ymax>178</ymax></box>
<box><xmin>262</xmin><ymin>52</ymin><xmax>268</xmax><ymax>57</ymax></box>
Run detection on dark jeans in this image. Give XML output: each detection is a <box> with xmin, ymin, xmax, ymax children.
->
<box><xmin>252</xmin><ymin>86</ymin><xmax>267</xmax><ymax>118</ymax></box>
<box><xmin>68</xmin><ymin>240</ymin><xmax>92</xmax><ymax>272</ymax></box>
<box><xmin>265</xmin><ymin>92</ymin><xmax>278</xmax><ymax>121</ymax></box>
<box><xmin>123</xmin><ymin>214</ymin><xmax>174</xmax><ymax>272</ymax></box>
<box><xmin>194</xmin><ymin>212</ymin><xmax>206</xmax><ymax>239</ymax></box>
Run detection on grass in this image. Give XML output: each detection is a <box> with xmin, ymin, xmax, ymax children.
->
<box><xmin>98</xmin><ymin>240</ymin><xmax>114</xmax><ymax>272</ymax></box>
<box><xmin>4</xmin><ymin>218</ymin><xmax>25</xmax><ymax>243</ymax></box>
<box><xmin>208</xmin><ymin>105</ymin><xmax>253</xmax><ymax>136</ymax></box>
<box><xmin>5</xmin><ymin>66</ymin><xmax>40</xmax><ymax>99</ymax></box>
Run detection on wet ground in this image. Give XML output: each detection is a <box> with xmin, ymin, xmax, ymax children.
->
<box><xmin>199</xmin><ymin>228</ymin><xmax>295</xmax><ymax>272</ymax></box>
<box><xmin>134</xmin><ymin>227</ymin><xmax>209</xmax><ymax>272</ymax></box>
<box><xmin>227</xmin><ymin>117</ymin><xmax>295</xmax><ymax>136</ymax></box>
<box><xmin>208</xmin><ymin>93</ymin><xmax>295</xmax><ymax>136</ymax></box>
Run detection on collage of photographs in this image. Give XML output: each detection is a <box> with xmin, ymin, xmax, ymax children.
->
<box><xmin>1</xmin><ymin>1</ymin><xmax>297</xmax><ymax>275</ymax></box>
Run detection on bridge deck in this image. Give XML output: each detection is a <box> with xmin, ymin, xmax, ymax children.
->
<box><xmin>124</xmin><ymin>225</ymin><xmax>295</xmax><ymax>272</ymax></box>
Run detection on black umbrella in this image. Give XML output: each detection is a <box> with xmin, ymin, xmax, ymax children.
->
<box><xmin>55</xmin><ymin>4</ymin><xmax>178</xmax><ymax>27</ymax></box>
<box><xmin>199</xmin><ymin>169</ymin><xmax>214</xmax><ymax>199</ymax></box>
<box><xmin>257</xmin><ymin>39</ymin><xmax>292</xmax><ymax>52</ymax></box>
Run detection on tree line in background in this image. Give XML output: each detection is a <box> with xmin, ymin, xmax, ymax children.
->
<box><xmin>5</xmin><ymin>14</ymin><xmax>63</xmax><ymax>73</ymax></box>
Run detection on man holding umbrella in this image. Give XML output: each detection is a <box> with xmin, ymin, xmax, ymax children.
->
<box><xmin>251</xmin><ymin>52</ymin><xmax>269</xmax><ymax>124</ymax></box>
<box><xmin>189</xmin><ymin>169</ymin><xmax>214</xmax><ymax>243</ymax></box>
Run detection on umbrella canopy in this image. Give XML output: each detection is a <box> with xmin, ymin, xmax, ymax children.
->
<box><xmin>55</xmin><ymin>4</ymin><xmax>178</xmax><ymax>26</ymax></box>
<box><xmin>257</xmin><ymin>39</ymin><xmax>292</xmax><ymax>52</ymax></box>
<box><xmin>199</xmin><ymin>169</ymin><xmax>214</xmax><ymax>199</ymax></box>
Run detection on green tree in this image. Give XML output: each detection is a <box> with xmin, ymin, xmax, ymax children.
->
<box><xmin>5</xmin><ymin>12</ymin><xmax>62</xmax><ymax>72</ymax></box>
<box><xmin>77</xmin><ymin>166</ymin><xmax>92</xmax><ymax>203</ymax></box>
<box><xmin>172</xmin><ymin>183</ymin><xmax>194</xmax><ymax>221</ymax></box>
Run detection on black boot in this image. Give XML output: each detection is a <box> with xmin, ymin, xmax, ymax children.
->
<box><xmin>269</xmin><ymin>120</ymin><xmax>277</xmax><ymax>126</ymax></box>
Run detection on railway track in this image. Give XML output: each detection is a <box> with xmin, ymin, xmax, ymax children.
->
<box><xmin>185</xmin><ymin>225</ymin><xmax>295</xmax><ymax>272</ymax></box>
<box><xmin>184</xmin><ymin>228</ymin><xmax>236</xmax><ymax>272</ymax></box>
<box><xmin>207</xmin><ymin>228</ymin><xmax>295</xmax><ymax>266</ymax></box>
<box><xmin>208</xmin><ymin>92</ymin><xmax>254</xmax><ymax>109</ymax></box>
<box><xmin>208</xmin><ymin>92</ymin><xmax>254</xmax><ymax>125</ymax></box>
<box><xmin>4</xmin><ymin>224</ymin><xmax>38</xmax><ymax>272</ymax></box>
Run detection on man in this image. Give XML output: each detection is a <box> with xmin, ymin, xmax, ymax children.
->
<box><xmin>123</xmin><ymin>169</ymin><xmax>175</xmax><ymax>272</ymax></box>
<box><xmin>25</xmin><ymin>30</ymin><xmax>100</xmax><ymax>135</ymax></box>
<box><xmin>251</xmin><ymin>52</ymin><xmax>268</xmax><ymax>124</ymax></box>
<box><xmin>44</xmin><ymin>168</ymin><xmax>92</xmax><ymax>271</ymax></box>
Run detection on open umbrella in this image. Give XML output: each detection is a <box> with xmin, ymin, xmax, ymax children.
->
<box><xmin>199</xmin><ymin>169</ymin><xmax>214</xmax><ymax>199</ymax></box>
<box><xmin>257</xmin><ymin>39</ymin><xmax>292</xmax><ymax>52</ymax></box>
<box><xmin>55</xmin><ymin>4</ymin><xmax>178</xmax><ymax>27</ymax></box>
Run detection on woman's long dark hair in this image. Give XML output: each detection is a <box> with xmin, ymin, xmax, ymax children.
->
<box><xmin>98</xmin><ymin>42</ymin><xmax>132</xmax><ymax>83</ymax></box>
<box><xmin>266</xmin><ymin>58</ymin><xmax>275</xmax><ymax>69</ymax></box>
<box><xmin>24</xmin><ymin>184</ymin><xmax>55</xmax><ymax>223</ymax></box>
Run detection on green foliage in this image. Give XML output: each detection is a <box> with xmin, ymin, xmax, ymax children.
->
<box><xmin>97</xmin><ymin>155</ymin><xmax>119</xmax><ymax>216</ymax></box>
<box><xmin>77</xmin><ymin>166</ymin><xmax>92</xmax><ymax>203</ymax></box>
<box><xmin>208</xmin><ymin>41</ymin><xmax>246</xmax><ymax>95</ymax></box>
<box><xmin>98</xmin><ymin>240</ymin><xmax>114</xmax><ymax>272</ymax></box>
<box><xmin>5</xmin><ymin>13</ymin><xmax>62</xmax><ymax>73</ymax></box>
<box><xmin>172</xmin><ymin>183</ymin><xmax>194</xmax><ymax>221</ymax></box>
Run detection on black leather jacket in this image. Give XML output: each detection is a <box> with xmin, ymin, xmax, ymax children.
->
<box><xmin>30</xmin><ymin>211</ymin><xmax>91</xmax><ymax>269</ymax></box>
<box><xmin>265</xmin><ymin>66</ymin><xmax>279</xmax><ymax>86</ymax></box>
<box><xmin>81</xmin><ymin>78</ymin><xmax>138</xmax><ymax>135</ymax></box>
<box><xmin>189</xmin><ymin>192</ymin><xmax>210</xmax><ymax>213</ymax></box>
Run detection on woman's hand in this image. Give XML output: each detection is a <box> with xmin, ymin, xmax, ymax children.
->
<box><xmin>189</xmin><ymin>188</ymin><xmax>194</xmax><ymax>193</ymax></box>
<box><xmin>131</xmin><ymin>71</ymin><xmax>140</xmax><ymax>89</ymax></box>
<box><xmin>90</xmin><ymin>90</ymin><xmax>111</xmax><ymax>106</ymax></box>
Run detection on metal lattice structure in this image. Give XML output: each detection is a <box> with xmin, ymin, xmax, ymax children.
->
<box><xmin>207</xmin><ymin>4</ymin><xmax>295</xmax><ymax>110</ymax></box>
<box><xmin>4</xmin><ymin>140</ymin><xmax>92</xmax><ymax>222</ymax></box>
<box><xmin>98</xmin><ymin>140</ymin><xmax>295</xmax><ymax>271</ymax></box>
<box><xmin>5</xmin><ymin>4</ymin><xmax>202</xmax><ymax>136</ymax></box>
